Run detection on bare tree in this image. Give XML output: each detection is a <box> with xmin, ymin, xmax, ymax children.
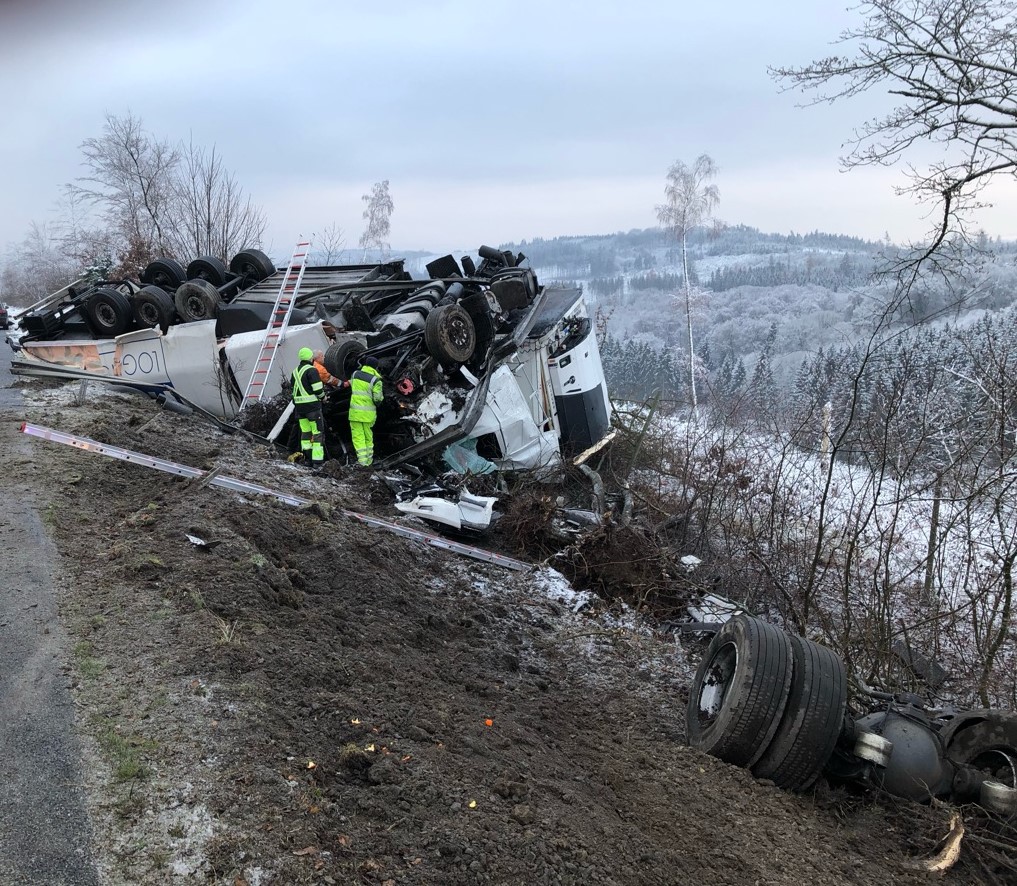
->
<box><xmin>314</xmin><ymin>222</ymin><xmax>346</xmax><ymax>265</ymax></box>
<box><xmin>63</xmin><ymin>113</ymin><xmax>265</xmax><ymax>277</ymax></box>
<box><xmin>169</xmin><ymin>139</ymin><xmax>266</xmax><ymax>263</ymax></box>
<box><xmin>656</xmin><ymin>155</ymin><xmax>720</xmax><ymax>419</ymax></box>
<box><xmin>0</xmin><ymin>223</ymin><xmax>79</xmax><ymax>306</ymax></box>
<box><xmin>771</xmin><ymin>0</ymin><xmax>1017</xmax><ymax>281</ymax></box>
<box><xmin>359</xmin><ymin>180</ymin><xmax>394</xmax><ymax>260</ymax></box>
<box><xmin>68</xmin><ymin>112</ymin><xmax>180</xmax><ymax>261</ymax></box>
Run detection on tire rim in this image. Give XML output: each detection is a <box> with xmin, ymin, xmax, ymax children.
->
<box><xmin>971</xmin><ymin>748</ymin><xmax>1017</xmax><ymax>787</ymax></box>
<box><xmin>138</xmin><ymin>303</ymin><xmax>159</xmax><ymax>326</ymax></box>
<box><xmin>448</xmin><ymin>316</ymin><xmax>472</xmax><ymax>349</ymax></box>
<box><xmin>186</xmin><ymin>297</ymin><xmax>207</xmax><ymax>319</ymax></box>
<box><xmin>695</xmin><ymin>641</ymin><xmax>738</xmax><ymax>726</ymax></box>
<box><xmin>95</xmin><ymin>302</ymin><xmax>118</xmax><ymax>329</ymax></box>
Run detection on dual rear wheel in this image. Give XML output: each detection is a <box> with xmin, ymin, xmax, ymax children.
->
<box><xmin>686</xmin><ymin>614</ymin><xmax>848</xmax><ymax>791</ymax></box>
<box><xmin>137</xmin><ymin>248</ymin><xmax>277</xmax><ymax>325</ymax></box>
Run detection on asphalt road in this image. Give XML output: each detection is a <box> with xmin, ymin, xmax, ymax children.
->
<box><xmin>0</xmin><ymin>341</ymin><xmax>98</xmax><ymax>885</ymax></box>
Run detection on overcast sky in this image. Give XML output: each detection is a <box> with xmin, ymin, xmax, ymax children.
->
<box><xmin>4</xmin><ymin>0</ymin><xmax>1017</xmax><ymax>261</ymax></box>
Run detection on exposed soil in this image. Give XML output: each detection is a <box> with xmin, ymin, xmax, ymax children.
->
<box><xmin>5</xmin><ymin>378</ymin><xmax>989</xmax><ymax>884</ymax></box>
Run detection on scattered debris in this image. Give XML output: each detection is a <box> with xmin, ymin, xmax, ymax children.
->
<box><xmin>22</xmin><ymin>422</ymin><xmax>529</xmax><ymax>572</ymax></box>
<box><xmin>184</xmin><ymin>534</ymin><xmax>221</xmax><ymax>550</ymax></box>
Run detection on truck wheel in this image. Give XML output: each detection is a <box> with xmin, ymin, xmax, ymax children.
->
<box><xmin>131</xmin><ymin>285</ymin><xmax>177</xmax><ymax>333</ymax></box>
<box><xmin>174</xmin><ymin>279</ymin><xmax>222</xmax><ymax>322</ymax></box>
<box><xmin>424</xmin><ymin>304</ymin><xmax>476</xmax><ymax>364</ymax></box>
<box><xmin>942</xmin><ymin>710</ymin><xmax>1017</xmax><ymax>786</ymax></box>
<box><xmin>460</xmin><ymin>291</ymin><xmax>496</xmax><ymax>363</ymax></box>
<box><xmin>686</xmin><ymin>614</ymin><xmax>794</xmax><ymax>768</ymax></box>
<box><xmin>84</xmin><ymin>288</ymin><xmax>132</xmax><ymax>337</ymax></box>
<box><xmin>324</xmin><ymin>336</ymin><xmax>366</xmax><ymax>380</ymax></box>
<box><xmin>140</xmin><ymin>258</ymin><xmax>186</xmax><ymax>291</ymax></box>
<box><xmin>229</xmin><ymin>249</ymin><xmax>276</xmax><ymax>286</ymax></box>
<box><xmin>186</xmin><ymin>255</ymin><xmax>228</xmax><ymax>287</ymax></box>
<box><xmin>751</xmin><ymin>634</ymin><xmax>847</xmax><ymax>791</ymax></box>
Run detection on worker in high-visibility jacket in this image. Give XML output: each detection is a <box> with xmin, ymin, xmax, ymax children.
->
<box><xmin>291</xmin><ymin>346</ymin><xmax>326</xmax><ymax>465</ymax></box>
<box><xmin>348</xmin><ymin>355</ymin><xmax>384</xmax><ymax>466</ymax></box>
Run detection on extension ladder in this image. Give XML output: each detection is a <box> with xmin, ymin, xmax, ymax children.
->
<box><xmin>242</xmin><ymin>237</ymin><xmax>312</xmax><ymax>403</ymax></box>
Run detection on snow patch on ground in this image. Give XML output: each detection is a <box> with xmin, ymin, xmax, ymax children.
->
<box><xmin>531</xmin><ymin>566</ymin><xmax>595</xmax><ymax>612</ymax></box>
<box><xmin>154</xmin><ymin>799</ymin><xmax>214</xmax><ymax>878</ymax></box>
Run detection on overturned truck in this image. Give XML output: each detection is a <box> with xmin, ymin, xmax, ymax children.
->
<box><xmin>8</xmin><ymin>245</ymin><xmax>613</xmax><ymax>472</ymax></box>
<box><xmin>687</xmin><ymin>614</ymin><xmax>1017</xmax><ymax>816</ymax></box>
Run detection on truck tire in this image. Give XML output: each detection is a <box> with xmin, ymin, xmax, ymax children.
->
<box><xmin>229</xmin><ymin>249</ymin><xmax>276</xmax><ymax>287</ymax></box>
<box><xmin>131</xmin><ymin>285</ymin><xmax>177</xmax><ymax>333</ymax></box>
<box><xmin>186</xmin><ymin>255</ymin><xmax>228</xmax><ymax>287</ymax></box>
<box><xmin>460</xmin><ymin>291</ymin><xmax>496</xmax><ymax>364</ymax></box>
<box><xmin>751</xmin><ymin>634</ymin><xmax>847</xmax><ymax>791</ymax></box>
<box><xmin>941</xmin><ymin>710</ymin><xmax>1017</xmax><ymax>784</ymax></box>
<box><xmin>686</xmin><ymin>614</ymin><xmax>794</xmax><ymax>768</ymax></box>
<box><xmin>324</xmin><ymin>336</ymin><xmax>367</xmax><ymax>381</ymax></box>
<box><xmin>174</xmin><ymin>279</ymin><xmax>222</xmax><ymax>322</ymax></box>
<box><xmin>424</xmin><ymin>303</ymin><xmax>476</xmax><ymax>365</ymax></box>
<box><xmin>84</xmin><ymin>288</ymin><xmax>133</xmax><ymax>337</ymax></box>
<box><xmin>140</xmin><ymin>258</ymin><xmax>186</xmax><ymax>291</ymax></box>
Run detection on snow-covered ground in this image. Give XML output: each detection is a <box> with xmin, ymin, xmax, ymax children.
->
<box><xmin>644</xmin><ymin>410</ymin><xmax>1017</xmax><ymax>706</ymax></box>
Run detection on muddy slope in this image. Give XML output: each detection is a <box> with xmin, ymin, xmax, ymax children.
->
<box><xmin>7</xmin><ymin>378</ymin><xmax>976</xmax><ymax>885</ymax></box>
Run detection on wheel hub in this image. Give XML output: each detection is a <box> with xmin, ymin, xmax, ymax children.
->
<box><xmin>696</xmin><ymin>642</ymin><xmax>738</xmax><ymax>724</ymax></box>
<box><xmin>449</xmin><ymin>318</ymin><xmax>470</xmax><ymax>348</ymax></box>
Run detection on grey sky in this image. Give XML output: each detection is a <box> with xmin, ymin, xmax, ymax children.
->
<box><xmin>4</xmin><ymin>0</ymin><xmax>1017</xmax><ymax>260</ymax></box>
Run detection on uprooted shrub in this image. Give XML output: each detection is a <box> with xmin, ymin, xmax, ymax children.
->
<box><xmin>498</xmin><ymin>486</ymin><xmax>699</xmax><ymax>618</ymax></box>
<box><xmin>551</xmin><ymin>522</ymin><xmax>698</xmax><ymax>617</ymax></box>
<box><xmin>236</xmin><ymin>393</ymin><xmax>289</xmax><ymax>437</ymax></box>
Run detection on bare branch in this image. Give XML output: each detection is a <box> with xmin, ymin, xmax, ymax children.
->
<box><xmin>771</xmin><ymin>0</ymin><xmax>1017</xmax><ymax>279</ymax></box>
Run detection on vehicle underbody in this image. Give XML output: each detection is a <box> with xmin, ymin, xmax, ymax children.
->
<box><xmin>686</xmin><ymin>613</ymin><xmax>1017</xmax><ymax>816</ymax></box>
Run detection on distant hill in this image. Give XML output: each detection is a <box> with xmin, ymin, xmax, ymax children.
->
<box><xmin>474</xmin><ymin>225</ymin><xmax>1017</xmax><ymax>405</ymax></box>
<box><xmin>376</xmin><ymin>225</ymin><xmax>1017</xmax><ymax>408</ymax></box>
<box><xmin>497</xmin><ymin>225</ymin><xmax>882</xmax><ymax>280</ymax></box>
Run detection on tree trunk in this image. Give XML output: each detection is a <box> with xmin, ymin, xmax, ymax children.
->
<box><xmin>681</xmin><ymin>232</ymin><xmax>698</xmax><ymax>419</ymax></box>
<box><xmin>922</xmin><ymin>474</ymin><xmax>942</xmax><ymax>605</ymax></box>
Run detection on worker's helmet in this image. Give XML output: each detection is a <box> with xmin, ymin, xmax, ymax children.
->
<box><xmin>298</xmin><ymin>347</ymin><xmax>314</xmax><ymax>362</ymax></box>
<box><xmin>362</xmin><ymin>355</ymin><xmax>379</xmax><ymax>369</ymax></box>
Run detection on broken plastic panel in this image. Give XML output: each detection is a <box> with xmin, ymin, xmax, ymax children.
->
<box><xmin>395</xmin><ymin>491</ymin><xmax>498</xmax><ymax>531</ymax></box>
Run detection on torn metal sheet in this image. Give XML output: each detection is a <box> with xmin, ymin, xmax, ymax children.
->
<box><xmin>471</xmin><ymin>365</ymin><xmax>561</xmax><ymax>471</ymax></box>
<box><xmin>14</xmin><ymin>320</ymin><xmax>337</xmax><ymax>420</ymax></box>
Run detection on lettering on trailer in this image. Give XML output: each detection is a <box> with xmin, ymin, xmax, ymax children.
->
<box><xmin>119</xmin><ymin>349</ymin><xmax>163</xmax><ymax>377</ymax></box>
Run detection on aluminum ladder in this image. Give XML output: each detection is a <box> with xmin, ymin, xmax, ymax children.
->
<box><xmin>242</xmin><ymin>237</ymin><xmax>312</xmax><ymax>404</ymax></box>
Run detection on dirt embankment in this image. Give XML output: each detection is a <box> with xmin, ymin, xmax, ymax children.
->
<box><xmin>7</xmin><ymin>379</ymin><xmax>975</xmax><ymax>885</ymax></box>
